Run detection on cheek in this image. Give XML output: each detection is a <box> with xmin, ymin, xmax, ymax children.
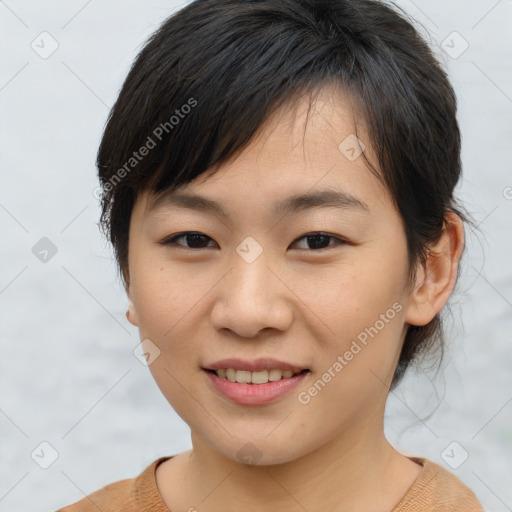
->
<box><xmin>130</xmin><ymin>262</ymin><xmax>207</xmax><ymax>412</ymax></box>
<box><xmin>129</xmin><ymin>256</ymin><xmax>222</xmax><ymax>374</ymax></box>
<box><xmin>305</xmin><ymin>253</ymin><xmax>407</xmax><ymax>334</ymax></box>
<box><xmin>132</xmin><ymin>277</ymin><xmax>180</xmax><ymax>340</ymax></box>
<box><xmin>130</xmin><ymin>252</ymin><xmax>202</xmax><ymax>337</ymax></box>
<box><xmin>302</xmin><ymin>248</ymin><xmax>408</xmax><ymax>383</ymax></box>
<box><xmin>296</xmin><ymin>280</ymin><xmax>405</xmax><ymax>423</ymax></box>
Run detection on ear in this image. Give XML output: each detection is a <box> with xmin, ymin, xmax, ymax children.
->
<box><xmin>404</xmin><ymin>212</ymin><xmax>465</xmax><ymax>326</ymax></box>
<box><xmin>125</xmin><ymin>282</ymin><xmax>140</xmax><ymax>327</ymax></box>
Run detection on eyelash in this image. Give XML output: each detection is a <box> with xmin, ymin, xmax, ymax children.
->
<box><xmin>159</xmin><ymin>231</ymin><xmax>348</xmax><ymax>251</ymax></box>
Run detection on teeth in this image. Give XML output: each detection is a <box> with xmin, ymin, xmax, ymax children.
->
<box><xmin>269</xmin><ymin>369</ymin><xmax>284</xmax><ymax>381</ymax></box>
<box><xmin>214</xmin><ymin>368</ymin><xmax>304</xmax><ymax>384</ymax></box>
<box><xmin>252</xmin><ymin>370</ymin><xmax>269</xmax><ymax>384</ymax></box>
<box><xmin>236</xmin><ymin>370</ymin><xmax>252</xmax><ymax>384</ymax></box>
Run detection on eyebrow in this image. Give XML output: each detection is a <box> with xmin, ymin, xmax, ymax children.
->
<box><xmin>148</xmin><ymin>188</ymin><xmax>370</xmax><ymax>218</ymax></box>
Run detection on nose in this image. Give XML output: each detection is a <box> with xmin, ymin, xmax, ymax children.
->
<box><xmin>210</xmin><ymin>246</ymin><xmax>294</xmax><ymax>338</ymax></box>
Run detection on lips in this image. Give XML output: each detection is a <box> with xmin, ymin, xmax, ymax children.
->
<box><xmin>203</xmin><ymin>357</ymin><xmax>309</xmax><ymax>373</ymax></box>
<box><xmin>201</xmin><ymin>357</ymin><xmax>311</xmax><ymax>404</ymax></box>
<box><xmin>203</xmin><ymin>367</ymin><xmax>310</xmax><ymax>405</ymax></box>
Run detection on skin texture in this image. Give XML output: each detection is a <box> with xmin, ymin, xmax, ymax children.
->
<box><xmin>125</xmin><ymin>85</ymin><xmax>465</xmax><ymax>512</ymax></box>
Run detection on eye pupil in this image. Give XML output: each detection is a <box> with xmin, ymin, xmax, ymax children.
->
<box><xmin>306</xmin><ymin>235</ymin><xmax>331</xmax><ymax>250</ymax></box>
<box><xmin>186</xmin><ymin>233</ymin><xmax>209</xmax><ymax>248</ymax></box>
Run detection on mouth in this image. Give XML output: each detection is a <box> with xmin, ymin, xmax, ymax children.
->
<box><xmin>201</xmin><ymin>358</ymin><xmax>312</xmax><ymax>404</ymax></box>
<box><xmin>203</xmin><ymin>368</ymin><xmax>311</xmax><ymax>385</ymax></box>
<box><xmin>202</xmin><ymin>367</ymin><xmax>311</xmax><ymax>405</ymax></box>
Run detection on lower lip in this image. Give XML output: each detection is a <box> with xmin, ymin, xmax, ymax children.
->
<box><xmin>203</xmin><ymin>369</ymin><xmax>310</xmax><ymax>405</ymax></box>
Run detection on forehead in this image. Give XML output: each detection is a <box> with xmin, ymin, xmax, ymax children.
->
<box><xmin>141</xmin><ymin>85</ymin><xmax>390</xmax><ymax>220</ymax></box>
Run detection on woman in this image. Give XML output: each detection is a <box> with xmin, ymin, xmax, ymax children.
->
<box><xmin>58</xmin><ymin>0</ymin><xmax>482</xmax><ymax>510</ymax></box>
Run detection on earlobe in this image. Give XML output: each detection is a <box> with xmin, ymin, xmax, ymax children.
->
<box><xmin>125</xmin><ymin>287</ymin><xmax>140</xmax><ymax>327</ymax></box>
<box><xmin>404</xmin><ymin>213</ymin><xmax>465</xmax><ymax>326</ymax></box>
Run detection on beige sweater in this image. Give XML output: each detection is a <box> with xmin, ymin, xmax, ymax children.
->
<box><xmin>57</xmin><ymin>455</ymin><xmax>483</xmax><ymax>511</ymax></box>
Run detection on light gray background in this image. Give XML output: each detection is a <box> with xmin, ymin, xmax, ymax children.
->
<box><xmin>1</xmin><ymin>1</ymin><xmax>511</xmax><ymax>511</ymax></box>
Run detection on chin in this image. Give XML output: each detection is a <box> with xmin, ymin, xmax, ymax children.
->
<box><xmin>209</xmin><ymin>435</ymin><xmax>309</xmax><ymax>467</ymax></box>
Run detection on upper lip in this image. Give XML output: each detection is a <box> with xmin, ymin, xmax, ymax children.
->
<box><xmin>203</xmin><ymin>358</ymin><xmax>309</xmax><ymax>372</ymax></box>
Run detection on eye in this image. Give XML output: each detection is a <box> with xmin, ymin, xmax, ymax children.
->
<box><xmin>291</xmin><ymin>232</ymin><xmax>347</xmax><ymax>251</ymax></box>
<box><xmin>160</xmin><ymin>232</ymin><xmax>217</xmax><ymax>249</ymax></box>
<box><xmin>160</xmin><ymin>231</ymin><xmax>347</xmax><ymax>251</ymax></box>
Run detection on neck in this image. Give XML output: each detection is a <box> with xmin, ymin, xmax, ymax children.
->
<box><xmin>178</xmin><ymin>414</ymin><xmax>420</xmax><ymax>511</ymax></box>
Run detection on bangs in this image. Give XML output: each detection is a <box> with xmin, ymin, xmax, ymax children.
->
<box><xmin>100</xmin><ymin>2</ymin><xmax>361</xmax><ymax>201</ymax></box>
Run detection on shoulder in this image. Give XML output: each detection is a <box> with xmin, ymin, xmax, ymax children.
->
<box><xmin>56</xmin><ymin>457</ymin><xmax>172</xmax><ymax>512</ymax></box>
<box><xmin>56</xmin><ymin>477</ymin><xmax>136</xmax><ymax>512</ymax></box>
<box><xmin>392</xmin><ymin>457</ymin><xmax>483</xmax><ymax>512</ymax></box>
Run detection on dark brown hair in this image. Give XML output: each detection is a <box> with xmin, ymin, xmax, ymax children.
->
<box><xmin>96</xmin><ymin>0</ymin><xmax>469</xmax><ymax>389</ymax></box>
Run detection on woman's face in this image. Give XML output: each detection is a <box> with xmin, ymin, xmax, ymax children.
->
<box><xmin>126</xmin><ymin>87</ymin><xmax>418</xmax><ymax>465</ymax></box>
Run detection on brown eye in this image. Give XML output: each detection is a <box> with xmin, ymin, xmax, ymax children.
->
<box><xmin>160</xmin><ymin>232</ymin><xmax>217</xmax><ymax>249</ymax></box>
<box><xmin>291</xmin><ymin>233</ymin><xmax>346</xmax><ymax>250</ymax></box>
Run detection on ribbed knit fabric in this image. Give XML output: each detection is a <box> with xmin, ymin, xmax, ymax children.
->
<box><xmin>392</xmin><ymin>457</ymin><xmax>483</xmax><ymax>511</ymax></box>
<box><xmin>56</xmin><ymin>456</ymin><xmax>483</xmax><ymax>511</ymax></box>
